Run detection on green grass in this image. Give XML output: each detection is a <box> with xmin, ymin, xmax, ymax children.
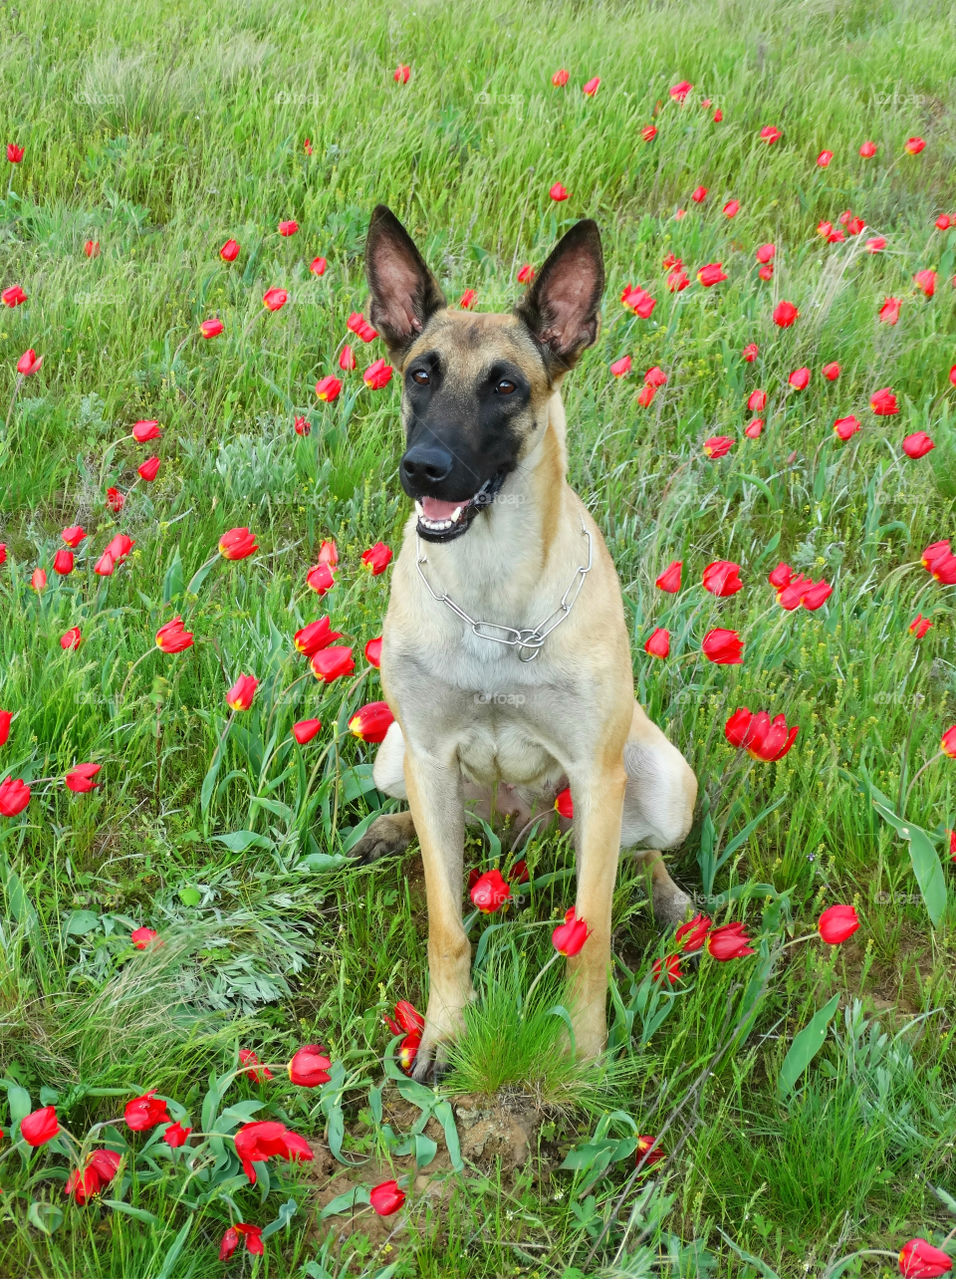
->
<box><xmin>1</xmin><ymin>0</ymin><xmax>956</xmax><ymax>1274</ymax></box>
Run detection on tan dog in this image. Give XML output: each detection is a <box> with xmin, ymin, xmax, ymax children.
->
<box><xmin>352</xmin><ymin>206</ymin><xmax>697</xmax><ymax>1080</ymax></box>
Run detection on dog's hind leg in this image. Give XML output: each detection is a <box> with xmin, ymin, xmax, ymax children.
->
<box><xmin>621</xmin><ymin>704</ymin><xmax>697</xmax><ymax>924</ymax></box>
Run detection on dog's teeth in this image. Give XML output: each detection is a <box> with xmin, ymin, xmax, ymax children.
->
<box><xmin>451</xmin><ymin>506</ymin><xmax>462</xmax><ymax>523</ymax></box>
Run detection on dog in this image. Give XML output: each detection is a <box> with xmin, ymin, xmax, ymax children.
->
<box><xmin>351</xmin><ymin>205</ymin><xmax>697</xmax><ymax>1080</ymax></box>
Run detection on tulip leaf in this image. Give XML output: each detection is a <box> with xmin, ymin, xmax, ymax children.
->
<box><xmin>777</xmin><ymin>992</ymin><xmax>841</xmax><ymax>1101</ymax></box>
<box><xmin>210</xmin><ymin>830</ymin><xmax>273</xmax><ymax>853</ymax></box>
<box><xmin>261</xmin><ymin>1198</ymin><xmax>298</xmax><ymax>1241</ymax></box>
<box><xmin>869</xmin><ymin>798</ymin><xmax>947</xmax><ymax>928</ymax></box>
<box><xmin>101</xmin><ymin>1200</ymin><xmax>163</xmax><ymax>1225</ymax></box>
<box><xmin>432</xmin><ymin>1098</ymin><xmax>463</xmax><ymax>1172</ymax></box>
<box><xmin>27</xmin><ymin>1200</ymin><xmax>64</xmax><ymax>1236</ymax></box>
<box><xmin>155</xmin><ymin>1213</ymin><xmax>193</xmax><ymax>1280</ymax></box>
<box><xmin>185</xmin><ymin>556</ymin><xmax>219</xmax><ymax>598</ymax></box>
<box><xmin>162</xmin><ymin>547</ymin><xmax>184</xmax><ymax>604</ymax></box>
<box><xmin>319</xmin><ymin>1187</ymin><xmax>366</xmax><ymax>1220</ymax></box>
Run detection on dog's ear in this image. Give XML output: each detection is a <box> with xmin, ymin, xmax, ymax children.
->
<box><xmin>514</xmin><ymin>219</ymin><xmax>605</xmax><ymax>375</ymax></box>
<box><xmin>365</xmin><ymin>205</ymin><xmax>447</xmax><ymax>359</ymax></box>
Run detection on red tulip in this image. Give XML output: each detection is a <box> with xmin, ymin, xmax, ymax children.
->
<box><xmin>60</xmin><ymin>626</ymin><xmax>82</xmax><ymax>650</ymax></box>
<box><xmin>903</xmin><ymin>432</ymin><xmax>935</xmax><ymax>459</ymax></box>
<box><xmin>655</xmin><ymin>561</ymin><xmax>682</xmax><ymax>593</ymax></box>
<box><xmin>816</xmin><ymin>149</ymin><xmax>833</xmax><ymax>167</ymax></box>
<box><xmin>292</xmin><ymin>718</ymin><xmax>322</xmax><ymax>745</ymax></box>
<box><xmin>234</xmin><ymin>1120</ymin><xmax>313</xmax><ymax>1184</ymax></box>
<box><xmin>636</xmin><ymin>384</ymin><xmax>656</xmax><ymax>408</ymax></box>
<box><xmin>156</xmin><ymin>616</ymin><xmax>194</xmax><ymax>653</ymax></box>
<box><xmin>697</xmin><ymin>262</ymin><xmax>726</xmax><ymax>286</ymax></box>
<box><xmin>219</xmin><ymin>527</ymin><xmax>258</xmax><ymax>560</ymax></box>
<box><xmin>17</xmin><ymin>348</ymin><xmax>43</xmax><ymax>375</ymax></box>
<box><xmin>470</xmin><ymin>869</ymin><xmax>511</xmax><ymax>914</ymax></box>
<box><xmin>822</xmin><ymin>362</ymin><xmax>840</xmax><ymax>381</ymax></box>
<box><xmin>549</xmin><ymin>182</ymin><xmax>569</xmax><ymax>201</ymax></box>
<box><xmin>747</xmin><ymin>389</ymin><xmax>767</xmax><ymax>412</ymax></box>
<box><xmin>220</xmin><ymin>239</ymin><xmax>240</xmax><ymax>261</ymax></box>
<box><xmin>554</xmin><ymin>787</ymin><xmax>573</xmax><ymax>819</ymax></box>
<box><xmin>866</xmin><ymin>236</ymin><xmax>887</xmax><ymax>253</ymax></box>
<box><xmin>670</xmin><ymin>80</ymin><xmax>693</xmax><ymax>102</ymax></box>
<box><xmin>879</xmin><ymin>297</ymin><xmax>902</xmax><ymax>325</ymax></box>
<box><xmin>621</xmin><ymin>284</ymin><xmax>656</xmax><ymax>317</ymax></box>
<box><xmin>582</xmin><ymin>76</ymin><xmax>600</xmax><ymax>97</ymax></box>
<box><xmin>904</xmin><ymin>137</ymin><xmax>925</xmax><ymax>155</ymax></box>
<box><xmin>219</xmin><ymin>1223</ymin><xmax>265</xmax><ymax>1260</ymax></box>
<box><xmin>909</xmin><ymin>614</ymin><xmax>932</xmax><ymax>639</ymax></box>
<box><xmin>644</xmin><ymin>366</ymin><xmax>668</xmax><ymax>388</ymax></box>
<box><xmin>363</xmin><ymin>358</ymin><xmax>393</xmax><ymax>390</ymax></box>
<box><xmin>62</xmin><ymin>525</ymin><xmax>85</xmax><ymax>547</ymax></box>
<box><xmin>66</xmin><ymin>763</ymin><xmax>100</xmax><ymax>793</ymax></box>
<box><xmin>384</xmin><ymin>1000</ymin><xmax>425</xmax><ymax>1036</ymax></box>
<box><xmin>723</xmin><ymin>199</ymin><xmax>740</xmax><ymax>217</ymax></box>
<box><xmin>652</xmin><ymin>954</ymin><xmax>683</xmax><ymax>984</ymax></box>
<box><xmin>949</xmin><ymin>830</ymin><xmax>956</xmax><ymax>861</ymax></box>
<box><xmin>365</xmin><ymin>636</ymin><xmax>383</xmax><ymax>667</ymax></box>
<box><xmin>551</xmin><ymin>68</ymin><xmax>569</xmax><ymax>87</ymax></box>
<box><xmin>125</xmin><ymin>1090</ymin><xmax>171</xmax><ymax>1131</ymax></box>
<box><xmin>131</xmin><ymin>927</ymin><xmax>158</xmax><ymax>948</ymax></box>
<box><xmin>788</xmin><ymin>367</ymin><xmax>810</xmax><ymax>390</ymax></box>
<box><xmin>706</xmin><ymin>921</ymin><xmax>755</xmax><ymax>960</ymax></box>
<box><xmin>703</xmin><ymin>560</ymin><xmax>742</xmax><ymax>596</ymax></box>
<box><xmin>742</xmin><ymin>343</ymin><xmax>759</xmax><ymax>362</ymax></box>
<box><xmin>725</xmin><ymin>709</ymin><xmax>798</xmax><ymax>762</ymax></box>
<box><xmin>349</xmin><ymin>701</ymin><xmax>394</xmax><ymax>744</ymax></box>
<box><xmin>294</xmin><ymin>415</ymin><xmax>310</xmax><ymax>436</ymax></box>
<box><xmin>517</xmin><ymin>264</ymin><xmax>535</xmax><ymax>283</ymax></box>
<box><xmin>702</xmin><ymin>628</ymin><xmax>743</xmax><ymax>664</ymax></box>
<box><xmin>238</xmin><ymin>1049</ymin><xmax>274</xmax><ymax>1083</ymax></box>
<box><xmin>131</xmin><ymin>419</ymin><xmax>160</xmax><ymax>443</ymax></box>
<box><xmin>641</xmin><ymin>124</ymin><xmax>657</xmax><ymax>142</ymax></box>
<box><xmin>304</xmin><ymin>565</ymin><xmax>335</xmax><ymax>599</ymax></box>
<box><xmin>21</xmin><ymin>1106</ymin><xmax>59</xmax><ymax>1146</ymax></box>
<box><xmin>610</xmin><ymin>355</ymin><xmax>632</xmax><ymax>377</ymax></box>
<box><xmin>278</xmin><ymin>220</ymin><xmax>298</xmax><ymax>237</ymax></box>
<box><xmin>635</xmin><ymin>1134</ymin><xmax>666</xmax><ymax>1168</ymax></box>
<box><xmin>103</xmin><ymin>533</ymin><xmax>134</xmax><ymax>565</ymax></box>
<box><xmin>458</xmin><ymin>288</ymin><xmax>477</xmax><ymax>310</ymax></box>
<box><xmin>2</xmin><ymin>285</ymin><xmax>27</xmax><ymax>307</ymax></box>
<box><xmin>859</xmin><ymin>140</ymin><xmax>877</xmax><ymax>157</ymax></box>
<box><xmin>106</xmin><ymin>486</ymin><xmax>125</xmax><ymax>513</ymax></box>
<box><xmin>817</xmin><ymin>904</ymin><xmax>859</xmax><ymax>944</ymax></box>
<box><xmin>0</xmin><ymin>542</ymin><xmax>5</xmax><ymax>563</ymax></box>
<box><xmin>922</xmin><ymin>541</ymin><xmax>956</xmax><ymax>584</ymax></box>
<box><xmin>943</xmin><ymin>726</ymin><xmax>956</xmax><ymax>758</ymax></box>
<box><xmin>263</xmin><ymin>287</ymin><xmax>288</xmax><ymax>311</ymax></box>
<box><xmin>65</xmin><ymin>1149</ymin><xmax>122</xmax><ymax>1204</ymax></box>
<box><xmin>691</xmin><ymin>186</ymin><xmax>708</xmax><ymax>204</ymax></box>
<box><xmin>362</xmin><ymin>542</ymin><xmax>393</xmax><ymax>574</ymax></box>
<box><xmin>282</xmin><ymin>1043</ymin><xmax>332</xmax><ymax>1089</ymax></box>
<box><xmin>164</xmin><ymin>1122</ymin><xmax>191</xmax><ymax>1147</ymax></box>
<box><xmin>552</xmin><ymin>907</ymin><xmax>590</xmax><ymax>956</ymax></box>
<box><xmin>371</xmin><ymin>1179</ymin><xmax>406</xmax><ymax>1216</ymax></box>
<box><xmin>93</xmin><ymin>550</ymin><xmax>115</xmax><ymax>576</ymax></box>
<box><xmin>755</xmin><ymin>243</ymin><xmax>775</xmax><ymax>264</ymax></box>
<box><xmin>137</xmin><ymin>456</ymin><xmax>160</xmax><ymax>482</ymax></box>
<box><xmin>713</xmin><ymin>108</ymin><xmax>723</xmax><ymax>122</ymax></box>
<box><xmin>53</xmin><ymin>549</ymin><xmax>74</xmax><ymax>575</ymax></box>
<box><xmin>675</xmin><ymin>913</ymin><xmax>711</xmax><ymax>953</ymax></box>
<box><xmin>914</xmin><ymin>269</ymin><xmax>937</xmax><ymax>298</ymax></box>
<box><xmin>199</xmin><ymin>317</ymin><xmax>224</xmax><ymax>338</ymax></box>
<box><xmin>935</xmin><ymin>215</ymin><xmax>951</xmax><ymax>231</ymax></box>
<box><xmin>703</xmin><ymin>436</ymin><xmax>734</xmax><ymax>459</ymax></box>
<box><xmin>744</xmin><ymin>418</ymin><xmax>764</xmax><ymax>439</ymax></box>
<box><xmin>315</xmin><ymin>374</ymin><xmax>342</xmax><ymax>402</ymax></box>
<box><xmin>757</xmin><ymin>264</ymin><xmax>773</xmax><ymax>281</ymax></box>
<box><xmin>294</xmin><ymin>617</ymin><xmax>342</xmax><ymax>656</ymax></box>
<box><xmin>337</xmin><ymin>344</ymin><xmax>356</xmax><ymax>372</ymax></box>
<box><xmin>769</xmin><ymin>563</ymin><xmax>793</xmax><ymax>587</ymax></box>
<box><xmin>870</xmin><ymin>387</ymin><xmax>899</xmax><ymax>415</ymax></box>
<box><xmin>310</xmin><ymin>645</ymin><xmax>354</xmax><ymax>682</ymax></box>
<box><xmin>0</xmin><ymin>710</ymin><xmax>10</xmax><ymax>746</ymax></box>
<box><xmin>898</xmin><ymin>1238</ymin><xmax>952</xmax><ymax>1278</ymax></box>
<box><xmin>759</xmin><ymin>125</ymin><xmax>781</xmax><ymax>143</ymax></box>
<box><xmin>31</xmin><ymin>567</ymin><xmax>46</xmax><ymax>592</ymax></box>
<box><xmin>393</xmin><ymin>64</ymin><xmax>411</xmax><ymax>83</ymax></box>
<box><xmin>226</xmin><ymin>674</ymin><xmax>258</xmax><ymax>711</ymax></box>
<box><xmin>833</xmin><ymin>415</ymin><xmax>861</xmax><ymax>441</ymax></box>
<box><xmin>7</xmin><ymin>142</ymin><xmax>24</xmax><ymax>162</ymax></box>
<box><xmin>772</xmin><ymin>300</ymin><xmax>799</xmax><ymax>327</ymax></box>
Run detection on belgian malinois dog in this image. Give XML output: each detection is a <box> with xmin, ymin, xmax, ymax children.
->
<box><xmin>353</xmin><ymin>205</ymin><xmax>697</xmax><ymax>1079</ymax></box>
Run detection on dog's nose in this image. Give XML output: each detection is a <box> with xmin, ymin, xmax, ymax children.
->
<box><xmin>400</xmin><ymin>442</ymin><xmax>454</xmax><ymax>488</ymax></box>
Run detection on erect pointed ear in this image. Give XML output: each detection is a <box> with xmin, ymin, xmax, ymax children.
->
<box><xmin>365</xmin><ymin>205</ymin><xmax>447</xmax><ymax>359</ymax></box>
<box><xmin>514</xmin><ymin>219</ymin><xmax>605</xmax><ymax>376</ymax></box>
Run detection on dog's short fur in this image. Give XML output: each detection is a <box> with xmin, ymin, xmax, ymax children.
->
<box><xmin>353</xmin><ymin>206</ymin><xmax>697</xmax><ymax>1079</ymax></box>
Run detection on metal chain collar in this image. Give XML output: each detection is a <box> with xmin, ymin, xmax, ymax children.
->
<box><xmin>415</xmin><ymin>523</ymin><xmax>593</xmax><ymax>662</ymax></box>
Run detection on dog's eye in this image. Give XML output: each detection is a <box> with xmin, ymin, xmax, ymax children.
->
<box><xmin>495</xmin><ymin>379</ymin><xmax>516</xmax><ymax>395</ymax></box>
<box><xmin>411</xmin><ymin>369</ymin><xmax>430</xmax><ymax>386</ymax></box>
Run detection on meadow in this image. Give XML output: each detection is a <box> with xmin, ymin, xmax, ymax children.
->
<box><xmin>1</xmin><ymin>0</ymin><xmax>955</xmax><ymax>1275</ymax></box>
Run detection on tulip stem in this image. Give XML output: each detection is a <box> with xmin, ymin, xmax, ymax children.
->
<box><xmin>781</xmin><ymin>932</ymin><xmax>820</xmax><ymax>949</ymax></box>
<box><xmin>240</xmin><ymin>307</ymin><xmax>265</xmax><ymax>345</ymax></box>
<box><xmin>522</xmin><ymin>949</ymin><xmax>562</xmax><ymax>1013</ymax></box>
<box><xmin>168</xmin><ymin>332</ymin><xmax>194</xmax><ymax>383</ymax></box>
<box><xmin>116</xmin><ymin>649</ymin><xmax>156</xmax><ymax>707</ymax></box>
<box><xmin>902</xmin><ymin>750</ymin><xmax>944</xmax><ymax>812</ymax></box>
<box><xmin>4</xmin><ymin>372</ymin><xmax>24</xmax><ymax>433</ymax></box>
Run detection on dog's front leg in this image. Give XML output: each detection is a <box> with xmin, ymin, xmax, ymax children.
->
<box><xmin>403</xmin><ymin>746</ymin><xmax>473</xmax><ymax>1081</ymax></box>
<box><xmin>565</xmin><ymin>755</ymin><xmax>627</xmax><ymax>1062</ymax></box>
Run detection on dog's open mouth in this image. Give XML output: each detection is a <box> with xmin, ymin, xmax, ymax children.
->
<box><xmin>414</xmin><ymin>473</ymin><xmax>504</xmax><ymax>543</ymax></box>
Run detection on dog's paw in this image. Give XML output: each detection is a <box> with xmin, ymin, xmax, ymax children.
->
<box><xmin>349</xmin><ymin>812</ymin><xmax>415</xmax><ymax>865</ymax></box>
<box><xmin>652</xmin><ymin>880</ymin><xmax>693</xmax><ymax>925</ymax></box>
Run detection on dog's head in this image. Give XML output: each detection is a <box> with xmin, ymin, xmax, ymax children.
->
<box><xmin>365</xmin><ymin>205</ymin><xmax>604</xmax><ymax>543</ymax></box>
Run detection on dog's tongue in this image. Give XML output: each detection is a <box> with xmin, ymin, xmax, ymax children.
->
<box><xmin>421</xmin><ymin>496</ymin><xmax>462</xmax><ymax>521</ymax></box>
